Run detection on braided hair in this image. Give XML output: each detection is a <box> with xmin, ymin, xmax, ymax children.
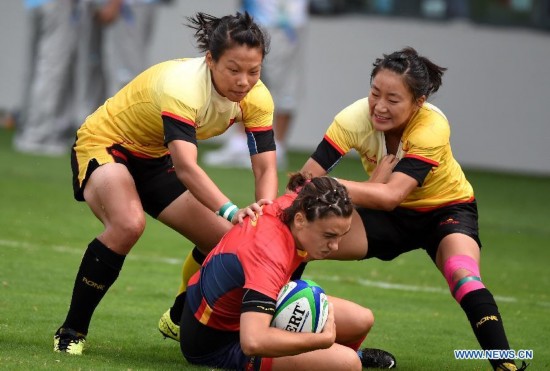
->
<box><xmin>281</xmin><ymin>173</ymin><xmax>353</xmax><ymax>226</ymax></box>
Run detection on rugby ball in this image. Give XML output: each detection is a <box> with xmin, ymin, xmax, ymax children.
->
<box><xmin>271</xmin><ymin>279</ymin><xmax>329</xmax><ymax>333</ymax></box>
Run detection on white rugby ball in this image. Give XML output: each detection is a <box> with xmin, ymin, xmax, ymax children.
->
<box><xmin>271</xmin><ymin>279</ymin><xmax>329</xmax><ymax>333</ymax></box>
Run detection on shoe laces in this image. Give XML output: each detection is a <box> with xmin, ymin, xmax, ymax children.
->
<box><xmin>56</xmin><ymin>328</ymin><xmax>85</xmax><ymax>350</ymax></box>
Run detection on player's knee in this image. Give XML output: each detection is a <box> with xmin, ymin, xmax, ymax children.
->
<box><xmin>110</xmin><ymin>214</ymin><xmax>146</xmax><ymax>246</ymax></box>
<box><xmin>340</xmin><ymin>346</ymin><xmax>363</xmax><ymax>371</ymax></box>
<box><xmin>443</xmin><ymin>255</ymin><xmax>485</xmax><ymax>303</ymax></box>
<box><xmin>364</xmin><ymin>309</ymin><xmax>374</xmax><ymax>330</ymax></box>
<box><xmin>359</xmin><ymin>307</ymin><xmax>375</xmax><ymax>333</ymax></box>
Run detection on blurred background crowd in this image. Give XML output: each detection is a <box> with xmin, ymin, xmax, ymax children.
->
<box><xmin>1</xmin><ymin>0</ymin><xmax>549</xmax><ymax>174</ymax></box>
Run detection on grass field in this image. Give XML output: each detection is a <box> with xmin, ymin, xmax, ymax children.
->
<box><xmin>0</xmin><ymin>128</ymin><xmax>549</xmax><ymax>370</ymax></box>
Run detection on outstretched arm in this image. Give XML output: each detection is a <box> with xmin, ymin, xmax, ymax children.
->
<box><xmin>301</xmin><ymin>157</ymin><xmax>328</xmax><ymax>177</ymax></box>
<box><xmin>301</xmin><ymin>156</ymin><xmax>417</xmax><ymax>211</ymax></box>
<box><xmin>250</xmin><ymin>150</ymin><xmax>278</xmax><ymax>200</ymax></box>
<box><xmin>168</xmin><ymin>140</ymin><xmax>232</xmax><ymax>213</ymax></box>
<box><xmin>338</xmin><ymin>172</ymin><xmax>417</xmax><ymax>211</ymax></box>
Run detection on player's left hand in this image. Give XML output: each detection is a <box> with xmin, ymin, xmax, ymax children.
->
<box><xmin>232</xmin><ymin>198</ymin><xmax>273</xmax><ymax>225</ymax></box>
<box><xmin>369</xmin><ymin>154</ymin><xmax>398</xmax><ymax>184</ymax></box>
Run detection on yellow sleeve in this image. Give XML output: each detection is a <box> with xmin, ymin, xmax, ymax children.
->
<box><xmin>158</xmin><ymin>61</ymin><xmax>204</xmax><ymax>124</ymax></box>
<box><xmin>240</xmin><ymin>80</ymin><xmax>274</xmax><ymax>131</ymax></box>
<box><xmin>404</xmin><ymin>105</ymin><xmax>450</xmax><ymax>164</ymax></box>
<box><xmin>326</xmin><ymin>97</ymin><xmax>372</xmax><ymax>154</ymax></box>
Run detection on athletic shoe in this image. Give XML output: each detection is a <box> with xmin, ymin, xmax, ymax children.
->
<box><xmin>496</xmin><ymin>361</ymin><xmax>529</xmax><ymax>370</ymax></box>
<box><xmin>357</xmin><ymin>348</ymin><xmax>396</xmax><ymax>369</ymax></box>
<box><xmin>158</xmin><ymin>309</ymin><xmax>180</xmax><ymax>342</ymax></box>
<box><xmin>53</xmin><ymin>327</ymin><xmax>86</xmax><ymax>355</ymax></box>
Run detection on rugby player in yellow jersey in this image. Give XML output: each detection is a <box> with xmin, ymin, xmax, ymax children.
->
<box><xmin>298</xmin><ymin>47</ymin><xmax>527</xmax><ymax>371</ymax></box>
<box><xmin>53</xmin><ymin>12</ymin><xmax>278</xmax><ymax>355</ymax></box>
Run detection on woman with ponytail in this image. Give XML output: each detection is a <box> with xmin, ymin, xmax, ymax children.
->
<box><xmin>300</xmin><ymin>47</ymin><xmax>526</xmax><ymax>371</ymax></box>
<box><xmin>54</xmin><ymin>12</ymin><xmax>278</xmax><ymax>355</ymax></box>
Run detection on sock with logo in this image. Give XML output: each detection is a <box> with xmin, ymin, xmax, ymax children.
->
<box><xmin>460</xmin><ymin>288</ymin><xmax>515</xmax><ymax>370</ymax></box>
<box><xmin>62</xmin><ymin>238</ymin><xmax>125</xmax><ymax>335</ymax></box>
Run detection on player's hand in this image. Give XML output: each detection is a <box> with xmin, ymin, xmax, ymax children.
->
<box><xmin>232</xmin><ymin>198</ymin><xmax>273</xmax><ymax>225</ymax></box>
<box><xmin>319</xmin><ymin>302</ymin><xmax>336</xmax><ymax>348</ymax></box>
<box><xmin>94</xmin><ymin>0</ymin><xmax>122</xmax><ymax>24</ymax></box>
<box><xmin>369</xmin><ymin>154</ymin><xmax>398</xmax><ymax>184</ymax></box>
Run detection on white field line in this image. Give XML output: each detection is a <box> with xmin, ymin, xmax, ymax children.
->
<box><xmin>0</xmin><ymin>239</ymin><xmax>535</xmax><ymax>305</ymax></box>
<box><xmin>306</xmin><ymin>274</ymin><xmax>519</xmax><ymax>303</ymax></box>
<box><xmin>0</xmin><ymin>239</ymin><xmax>182</xmax><ymax>265</ymax></box>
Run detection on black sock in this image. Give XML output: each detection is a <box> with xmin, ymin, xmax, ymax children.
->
<box><xmin>460</xmin><ymin>288</ymin><xmax>514</xmax><ymax>370</ymax></box>
<box><xmin>62</xmin><ymin>238</ymin><xmax>125</xmax><ymax>335</ymax></box>
<box><xmin>192</xmin><ymin>246</ymin><xmax>207</xmax><ymax>265</ymax></box>
<box><xmin>169</xmin><ymin>247</ymin><xmax>206</xmax><ymax>323</ymax></box>
<box><xmin>170</xmin><ymin>292</ymin><xmax>186</xmax><ymax>324</ymax></box>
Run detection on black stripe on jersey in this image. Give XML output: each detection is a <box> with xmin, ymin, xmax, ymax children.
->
<box><xmin>246</xmin><ymin>129</ymin><xmax>276</xmax><ymax>155</ymax></box>
<box><xmin>394</xmin><ymin>156</ymin><xmax>434</xmax><ymax>186</ymax></box>
<box><xmin>163</xmin><ymin>115</ymin><xmax>197</xmax><ymax>146</ymax></box>
<box><xmin>311</xmin><ymin>138</ymin><xmax>344</xmax><ymax>172</ymax></box>
<box><xmin>241</xmin><ymin>289</ymin><xmax>276</xmax><ymax>315</ymax></box>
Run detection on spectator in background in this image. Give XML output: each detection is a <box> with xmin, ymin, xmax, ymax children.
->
<box><xmin>12</xmin><ymin>0</ymin><xmax>166</xmax><ymax>156</ymax></box>
<box><xmin>446</xmin><ymin>0</ymin><xmax>469</xmax><ymax>19</ymax></box>
<box><xmin>13</xmin><ymin>0</ymin><xmax>79</xmax><ymax>156</ymax></box>
<box><xmin>203</xmin><ymin>0</ymin><xmax>309</xmax><ymax>170</ymax></box>
<box><xmin>77</xmin><ymin>0</ymin><xmax>162</xmax><ymax>123</ymax></box>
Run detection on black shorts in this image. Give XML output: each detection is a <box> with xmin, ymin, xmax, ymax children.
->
<box><xmin>180</xmin><ymin>304</ymin><xmax>268</xmax><ymax>370</ymax></box>
<box><xmin>71</xmin><ymin>144</ymin><xmax>186</xmax><ymax>218</ymax></box>
<box><xmin>357</xmin><ymin>201</ymin><xmax>482</xmax><ymax>262</ymax></box>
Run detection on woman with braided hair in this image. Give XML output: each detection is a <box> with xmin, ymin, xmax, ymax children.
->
<box><xmin>299</xmin><ymin>47</ymin><xmax>527</xmax><ymax>371</ymax></box>
<box><xmin>179</xmin><ymin>173</ymin><xmax>396</xmax><ymax>370</ymax></box>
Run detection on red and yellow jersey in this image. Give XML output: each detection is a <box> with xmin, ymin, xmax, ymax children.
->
<box><xmin>77</xmin><ymin>57</ymin><xmax>274</xmax><ymax>158</ymax></box>
<box><xmin>323</xmin><ymin>97</ymin><xmax>473</xmax><ymax>210</ymax></box>
<box><xmin>186</xmin><ymin>193</ymin><xmax>306</xmax><ymax>331</ymax></box>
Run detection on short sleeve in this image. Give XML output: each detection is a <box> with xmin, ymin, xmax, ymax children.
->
<box><xmin>239</xmin><ymin>81</ymin><xmax>275</xmax><ymax>131</ymax></box>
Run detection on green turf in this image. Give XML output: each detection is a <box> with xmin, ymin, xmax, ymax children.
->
<box><xmin>0</xmin><ymin>128</ymin><xmax>548</xmax><ymax>370</ymax></box>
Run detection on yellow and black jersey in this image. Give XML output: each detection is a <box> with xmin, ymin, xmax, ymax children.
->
<box><xmin>311</xmin><ymin>97</ymin><xmax>474</xmax><ymax>211</ymax></box>
<box><xmin>76</xmin><ymin>57</ymin><xmax>274</xmax><ymax>158</ymax></box>
<box><xmin>73</xmin><ymin>57</ymin><xmax>275</xmax><ymax>187</ymax></box>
